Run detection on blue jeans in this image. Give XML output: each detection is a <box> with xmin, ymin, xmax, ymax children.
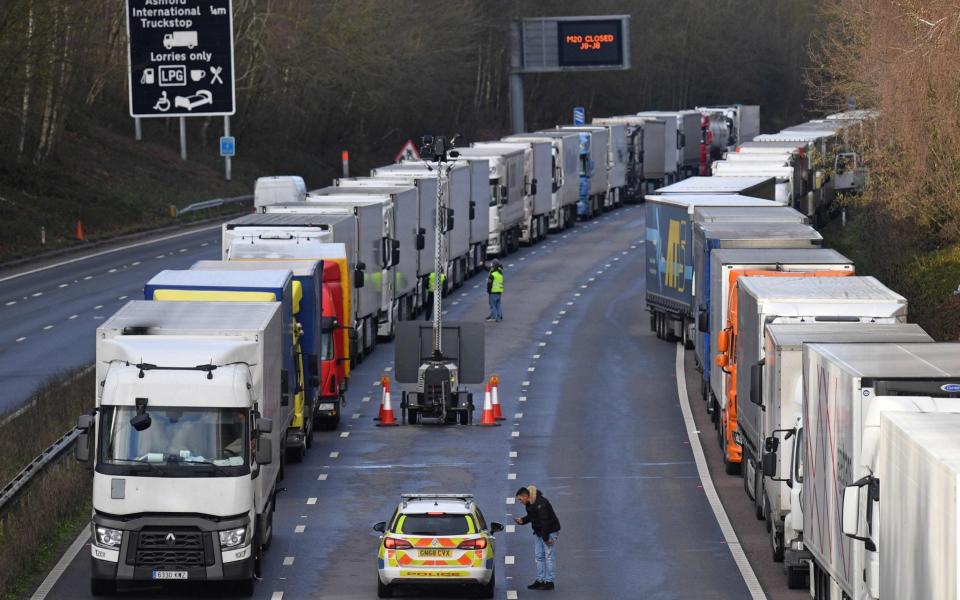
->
<box><xmin>534</xmin><ymin>532</ymin><xmax>558</xmax><ymax>582</ymax></box>
<box><xmin>488</xmin><ymin>293</ymin><xmax>502</xmax><ymax>321</ymax></box>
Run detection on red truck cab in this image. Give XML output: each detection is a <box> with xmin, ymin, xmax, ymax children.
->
<box><xmin>317</xmin><ymin>261</ymin><xmax>348</xmax><ymax>428</ymax></box>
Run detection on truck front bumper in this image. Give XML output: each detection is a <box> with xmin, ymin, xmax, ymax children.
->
<box><xmin>90</xmin><ymin>513</ymin><xmax>253</xmax><ymax>582</ymax></box>
<box><xmin>315</xmin><ymin>395</ymin><xmax>341</xmax><ymax>418</ymax></box>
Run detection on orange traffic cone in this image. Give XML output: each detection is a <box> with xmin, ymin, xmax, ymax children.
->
<box><xmin>76</xmin><ymin>219</ymin><xmax>85</xmax><ymax>242</ymax></box>
<box><xmin>479</xmin><ymin>382</ymin><xmax>500</xmax><ymax>427</ymax></box>
<box><xmin>490</xmin><ymin>376</ymin><xmax>505</xmax><ymax>420</ymax></box>
<box><xmin>377</xmin><ymin>376</ymin><xmax>398</xmax><ymax>426</ymax></box>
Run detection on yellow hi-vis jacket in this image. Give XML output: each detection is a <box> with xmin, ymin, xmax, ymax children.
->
<box><xmin>428</xmin><ymin>272</ymin><xmax>446</xmax><ymax>292</ymax></box>
<box><xmin>489</xmin><ymin>270</ymin><xmax>504</xmax><ymax>294</ymax></box>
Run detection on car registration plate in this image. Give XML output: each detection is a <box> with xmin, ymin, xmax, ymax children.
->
<box><xmin>418</xmin><ymin>549</ymin><xmax>453</xmax><ymax>558</ymax></box>
<box><xmin>152</xmin><ymin>570</ymin><xmax>188</xmax><ymax>580</ymax></box>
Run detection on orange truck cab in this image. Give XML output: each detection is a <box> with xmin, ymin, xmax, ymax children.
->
<box><xmin>318</xmin><ymin>260</ymin><xmax>349</xmax><ymax>428</ymax></box>
<box><xmin>714</xmin><ymin>269</ymin><xmax>852</xmax><ymax>473</ymax></box>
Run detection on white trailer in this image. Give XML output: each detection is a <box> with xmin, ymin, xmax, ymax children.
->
<box><xmin>803</xmin><ymin>343</ymin><xmax>960</xmax><ymax>600</ymax></box>
<box><xmin>712</xmin><ymin>160</ymin><xmax>802</xmax><ymax>209</ymax></box>
<box><xmin>502</xmin><ymin>132</ymin><xmax>579</xmax><ymax>230</ymax></box>
<box><xmin>464</xmin><ymin>158</ymin><xmax>491</xmax><ymax>270</ymax></box>
<box><xmin>456</xmin><ymin>146</ymin><xmax>525</xmax><ymax>256</ymax></box>
<box><xmin>655</xmin><ymin>175</ymin><xmax>777</xmax><ymax>200</ymax></box>
<box><xmin>757</xmin><ymin>323</ymin><xmax>931</xmax><ymax>586</ymax></box>
<box><xmin>81</xmin><ymin>301</ymin><xmax>286</xmax><ymax>595</ymax></box>
<box><xmin>697</xmin><ymin>104</ymin><xmax>760</xmax><ymax>149</ymax></box>
<box><xmin>471</xmin><ymin>141</ymin><xmax>551</xmax><ymax>244</ymax></box>
<box><xmin>224</xmin><ymin>212</ymin><xmax>379</xmax><ymax>359</ymax></box>
<box><xmin>591</xmin><ymin>116</ymin><xmax>650</xmax><ymax>201</ymax></box>
<box><xmin>875</xmin><ymin>412</ymin><xmax>960</xmax><ymax>600</ymax></box>
<box><xmin>575</xmin><ymin>122</ymin><xmax>629</xmax><ymax>207</ymax></box>
<box><xmin>636</xmin><ymin>110</ymin><xmax>702</xmax><ymax>178</ymax></box>
<box><xmin>254</xmin><ymin>175</ymin><xmax>306</xmax><ymax>210</ymax></box>
<box><xmin>558</xmin><ymin>125</ymin><xmax>618</xmax><ymax>211</ymax></box>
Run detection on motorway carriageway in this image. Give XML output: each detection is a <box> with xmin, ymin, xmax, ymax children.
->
<box><xmin>25</xmin><ymin>207</ymin><xmax>787</xmax><ymax>599</ymax></box>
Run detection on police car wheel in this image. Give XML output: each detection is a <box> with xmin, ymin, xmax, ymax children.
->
<box><xmin>377</xmin><ymin>577</ymin><xmax>393</xmax><ymax>598</ymax></box>
<box><xmin>476</xmin><ymin>571</ymin><xmax>495</xmax><ymax>598</ymax></box>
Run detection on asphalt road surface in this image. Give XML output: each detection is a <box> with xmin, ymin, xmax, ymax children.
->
<box><xmin>0</xmin><ymin>226</ymin><xmax>222</xmax><ymax>415</ymax></box>
<box><xmin>28</xmin><ymin>206</ymin><xmax>792</xmax><ymax>599</ymax></box>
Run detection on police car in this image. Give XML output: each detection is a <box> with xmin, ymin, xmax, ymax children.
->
<box><xmin>373</xmin><ymin>493</ymin><xmax>503</xmax><ymax>598</ymax></box>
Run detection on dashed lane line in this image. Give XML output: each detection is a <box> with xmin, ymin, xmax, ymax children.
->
<box><xmin>15</xmin><ymin>337</ymin><xmax>26</xmax><ymax>343</ymax></box>
<box><xmin>674</xmin><ymin>343</ymin><xmax>766</xmax><ymax>600</ymax></box>
<box><xmin>510</xmin><ymin>451</ymin><xmax>518</xmax><ymax>458</ymax></box>
<box><xmin>307</xmin><ymin>497</ymin><xmax>317</xmax><ymax>505</ymax></box>
<box><xmin>271</xmin><ymin>592</ymin><xmax>284</xmax><ymax>600</ymax></box>
<box><xmin>283</xmin><ymin>556</ymin><xmax>295</xmax><ymax>566</ymax></box>
<box><xmin>340</xmin><ymin>432</ymin><xmax>350</xmax><ymax>438</ymax></box>
<box><xmin>318</xmin><ymin>474</ymin><xmax>328</xmax><ymax>481</ymax></box>
<box><xmin>29</xmin><ymin>529</ymin><xmax>89</xmax><ymax>600</ymax></box>
<box><xmin>505</xmin><ymin>555</ymin><xmax>515</xmax><ymax>565</ymax></box>
<box><xmin>329</xmin><ymin>451</ymin><xmax>340</xmax><ymax>458</ymax></box>
<box><xmin>294</xmin><ymin>525</ymin><xmax>306</xmax><ymax>534</ymax></box>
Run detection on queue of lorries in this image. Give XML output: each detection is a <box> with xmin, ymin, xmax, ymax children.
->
<box><xmin>78</xmin><ymin>105</ymin><xmax>767</xmax><ymax>596</ymax></box>
<box><xmin>646</xmin><ymin>110</ymin><xmax>960</xmax><ymax>600</ymax></box>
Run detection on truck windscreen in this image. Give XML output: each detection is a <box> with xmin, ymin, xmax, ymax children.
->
<box><xmin>97</xmin><ymin>406</ymin><xmax>250</xmax><ymax>477</ymax></box>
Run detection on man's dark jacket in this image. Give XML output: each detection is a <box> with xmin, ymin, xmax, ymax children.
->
<box><xmin>519</xmin><ymin>485</ymin><xmax>561</xmax><ymax>541</ymax></box>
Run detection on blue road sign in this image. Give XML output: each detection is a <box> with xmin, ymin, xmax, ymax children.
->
<box><xmin>219</xmin><ymin>136</ymin><xmax>236</xmax><ymax>157</ymax></box>
<box><xmin>573</xmin><ymin>106</ymin><xmax>585</xmax><ymax>124</ymax></box>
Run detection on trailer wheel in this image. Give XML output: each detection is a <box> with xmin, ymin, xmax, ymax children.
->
<box><xmin>771</xmin><ymin>521</ymin><xmax>785</xmax><ymax>563</ymax></box>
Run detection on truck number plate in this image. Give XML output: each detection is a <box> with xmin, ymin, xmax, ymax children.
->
<box><xmin>418</xmin><ymin>549</ymin><xmax>452</xmax><ymax>558</ymax></box>
<box><xmin>152</xmin><ymin>570</ymin><xmax>188</xmax><ymax>580</ymax></box>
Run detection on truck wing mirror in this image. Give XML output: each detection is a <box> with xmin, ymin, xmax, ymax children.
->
<box><xmin>697</xmin><ymin>308</ymin><xmax>708</xmax><ymax>333</ymax></box>
<box><xmin>354</xmin><ymin>268</ymin><xmax>365</xmax><ymax>288</ymax></box>
<box><xmin>75</xmin><ymin>413</ymin><xmax>95</xmax><ymax>465</ymax></box>
<box><xmin>842</xmin><ymin>476</ymin><xmax>879</xmax><ymax>550</ymax></box>
<box><xmin>256</xmin><ymin>436</ymin><xmax>273</xmax><ymax>465</ymax></box>
<box><xmin>416</xmin><ymin>228</ymin><xmax>426</xmax><ymax>250</ymax></box>
<box><xmin>530</xmin><ymin>179</ymin><xmax>538</xmax><ymax>196</ymax></box>
<box><xmin>716</xmin><ymin>329</ymin><xmax>730</xmax><ymax>353</ymax></box>
<box><xmin>392</xmin><ymin>239</ymin><xmax>400</xmax><ymax>267</ymax></box>
<box><xmin>321</xmin><ymin>316</ymin><xmax>338</xmax><ymax>333</ymax></box>
<box><xmin>749</xmin><ymin>361</ymin><xmax>764</xmax><ymax>406</ymax></box>
<box><xmin>500</xmin><ymin>185</ymin><xmax>508</xmax><ymax>201</ymax></box>
<box><xmin>348</xmin><ymin>327</ymin><xmax>359</xmax><ymax>343</ymax></box>
<box><xmin>444</xmin><ymin>208</ymin><xmax>455</xmax><ymax>233</ymax></box>
<box><xmin>761</xmin><ymin>451</ymin><xmax>778</xmax><ymax>478</ymax></box>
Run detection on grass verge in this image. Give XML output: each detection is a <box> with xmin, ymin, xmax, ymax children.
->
<box><xmin>0</xmin><ymin>368</ymin><xmax>95</xmax><ymax>597</ymax></box>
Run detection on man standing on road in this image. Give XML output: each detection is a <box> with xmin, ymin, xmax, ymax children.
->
<box><xmin>486</xmin><ymin>260</ymin><xmax>504</xmax><ymax>322</ymax></box>
<box><xmin>515</xmin><ymin>485</ymin><xmax>561</xmax><ymax>591</ymax></box>
<box><xmin>424</xmin><ymin>271</ymin><xmax>445</xmax><ymax>321</ymax></box>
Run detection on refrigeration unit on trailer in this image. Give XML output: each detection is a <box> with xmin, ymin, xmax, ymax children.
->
<box><xmin>654</xmin><ymin>175</ymin><xmax>776</xmax><ymax>200</ymax></box>
<box><xmin>721</xmin><ymin>276</ymin><xmax>907</xmax><ymax>479</ymax></box>
<box><xmin>253</xmin><ymin>175</ymin><xmax>306</xmax><ymax>212</ymax></box>
<box><xmin>375</xmin><ymin>161</ymin><xmax>476</xmax><ymax>281</ymax></box>
<box><xmin>756</xmin><ymin>323</ymin><xmax>931</xmax><ymax>587</ymax></box>
<box><xmin>502</xmin><ymin>131</ymin><xmax>579</xmax><ymax>230</ymax></box>
<box><xmin>555</xmin><ymin>125</ymin><xmax>609</xmax><ymax>218</ymax></box>
<box><xmin>79</xmin><ymin>301</ymin><xmax>288</xmax><ymax>596</ymax></box>
<box><xmin>874</xmin><ymin>412</ymin><xmax>960</xmax><ymax>600</ymax></box>
<box><xmin>455</xmin><ymin>146</ymin><xmax>525</xmax><ymax>256</ymax></box>
<box><xmin>643</xmin><ymin>193</ymin><xmax>784</xmax><ymax>345</ymax></box>
<box><xmin>471</xmin><ymin>141</ymin><xmax>552</xmax><ymax>244</ymax></box>
<box><xmin>636</xmin><ymin>110</ymin><xmax>702</xmax><ymax>178</ymax></box>
<box><xmin>705</xmin><ymin>248</ymin><xmax>854</xmax><ymax>416</ymax></box>
<box><xmin>804</xmin><ymin>343</ymin><xmax>960</xmax><ymax>600</ymax></box>
<box><xmin>712</xmin><ymin>160</ymin><xmax>802</xmax><ymax>210</ymax></box>
<box><xmin>691</xmin><ymin>222</ymin><xmax>823</xmax><ymax>384</ymax></box>
<box><xmin>223</xmin><ymin>213</ymin><xmax>377</xmax><ymax>362</ymax></box>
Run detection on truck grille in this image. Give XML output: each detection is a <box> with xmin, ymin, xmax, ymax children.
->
<box><xmin>132</xmin><ymin>529</ymin><xmax>208</xmax><ymax>567</ymax></box>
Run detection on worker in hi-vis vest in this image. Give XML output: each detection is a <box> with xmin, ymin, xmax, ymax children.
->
<box><xmin>424</xmin><ymin>271</ymin><xmax>446</xmax><ymax>320</ymax></box>
<box><xmin>487</xmin><ymin>259</ymin><xmax>504</xmax><ymax>322</ymax></box>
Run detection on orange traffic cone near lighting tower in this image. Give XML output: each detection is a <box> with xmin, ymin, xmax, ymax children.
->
<box><xmin>376</xmin><ymin>375</ymin><xmax>398</xmax><ymax>426</ymax></box>
<box><xmin>479</xmin><ymin>381</ymin><xmax>500</xmax><ymax>426</ymax></box>
<box><xmin>490</xmin><ymin>375</ymin><xmax>505</xmax><ymax>420</ymax></box>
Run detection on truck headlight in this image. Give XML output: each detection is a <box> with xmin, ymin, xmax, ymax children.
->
<box><xmin>94</xmin><ymin>526</ymin><xmax>122</xmax><ymax>548</ymax></box>
<box><xmin>219</xmin><ymin>527</ymin><xmax>248</xmax><ymax>549</ymax></box>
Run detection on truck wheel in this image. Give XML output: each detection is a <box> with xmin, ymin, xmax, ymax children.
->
<box><xmin>305</xmin><ymin>416</ymin><xmax>314</xmax><ymax>448</ymax></box>
<box><xmin>377</xmin><ymin>576</ymin><xmax>394</xmax><ymax>598</ymax></box>
<box><xmin>408</xmin><ymin>409</ymin><xmax>420</xmax><ymax>425</ymax></box>
<box><xmin>90</xmin><ymin>578</ymin><xmax>115</xmax><ymax>596</ymax></box>
<box><xmin>786</xmin><ymin>565</ymin><xmax>807</xmax><ymax>589</ymax></box>
<box><xmin>771</xmin><ymin>524</ymin><xmax>785</xmax><ymax>563</ymax></box>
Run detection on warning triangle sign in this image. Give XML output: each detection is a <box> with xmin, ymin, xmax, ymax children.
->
<box><xmin>395</xmin><ymin>139</ymin><xmax>421</xmax><ymax>163</ymax></box>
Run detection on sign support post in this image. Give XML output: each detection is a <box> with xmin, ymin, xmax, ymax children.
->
<box><xmin>223</xmin><ymin>115</ymin><xmax>231</xmax><ymax>180</ymax></box>
<box><xmin>510</xmin><ymin>20</ymin><xmax>525</xmax><ymax>134</ymax></box>
<box><xmin>134</xmin><ymin>117</ymin><xmax>142</xmax><ymax>141</ymax></box>
<box><xmin>179</xmin><ymin>117</ymin><xmax>187</xmax><ymax>160</ymax></box>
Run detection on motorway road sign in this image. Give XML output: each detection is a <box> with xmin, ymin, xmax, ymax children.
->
<box><xmin>219</xmin><ymin>136</ymin><xmax>235</xmax><ymax>157</ymax></box>
<box><xmin>126</xmin><ymin>0</ymin><xmax>236</xmax><ymax>117</ymax></box>
<box><xmin>395</xmin><ymin>140</ymin><xmax>421</xmax><ymax>163</ymax></box>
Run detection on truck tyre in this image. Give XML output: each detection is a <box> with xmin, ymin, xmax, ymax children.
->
<box><xmin>377</xmin><ymin>577</ymin><xmax>394</xmax><ymax>598</ymax></box>
<box><xmin>305</xmin><ymin>415</ymin><xmax>314</xmax><ymax>448</ymax></box>
<box><xmin>90</xmin><ymin>578</ymin><xmax>115</xmax><ymax>596</ymax></box>
<box><xmin>771</xmin><ymin>524</ymin><xmax>785</xmax><ymax>563</ymax></box>
<box><xmin>477</xmin><ymin>571</ymin><xmax>495</xmax><ymax>598</ymax></box>
<box><xmin>786</xmin><ymin>565</ymin><xmax>807</xmax><ymax>589</ymax></box>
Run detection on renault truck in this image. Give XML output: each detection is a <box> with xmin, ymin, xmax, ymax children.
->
<box><xmin>472</xmin><ymin>141</ymin><xmax>551</xmax><ymax>244</ymax></box>
<box><xmin>78</xmin><ymin>301</ymin><xmax>286</xmax><ymax>596</ymax></box>
<box><xmin>501</xmin><ymin>132</ymin><xmax>579</xmax><ymax>231</ymax></box>
<box><xmin>456</xmin><ymin>146</ymin><xmax>525</xmax><ymax>256</ymax></box>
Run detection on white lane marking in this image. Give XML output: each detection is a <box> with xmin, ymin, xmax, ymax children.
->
<box><xmin>518</xmin><ymin>396</ymin><xmax>526</xmax><ymax>402</ymax></box>
<box><xmin>597</xmin><ymin>270</ymin><xmax>604</xmax><ymax>274</ymax></box>
<box><xmin>352</xmin><ymin>413</ymin><xmax>360</xmax><ymax>419</ymax></box>
<box><xmin>94</xmin><ymin>305</ymin><xmax>103</xmax><ymax>310</ymax></box>
<box><xmin>283</xmin><ymin>556</ymin><xmax>295</xmax><ymax>566</ymax></box>
<box><xmin>520</xmin><ymin>257</ymin><xmax>526</xmax><ymax>261</ymax></box>
<box><xmin>329</xmin><ymin>451</ymin><xmax>340</xmax><ymax>458</ymax></box>
<box><xmin>505</xmin><ymin>555</ymin><xmax>515</xmax><ymax>565</ymax></box>
<box><xmin>307</xmin><ymin>497</ymin><xmax>317</xmax><ymax>505</ymax></box>
<box><xmin>538</xmin><ymin>342</ymin><xmax>546</xmax><ymax>347</ymax></box>
<box><xmin>294</xmin><ymin>525</ymin><xmax>306</xmax><ymax>533</ymax></box>
<box><xmin>29</xmin><ymin>529</ymin><xmax>89</xmax><ymax>600</ymax></box>
<box><xmin>508</xmin><ymin>473</ymin><xmax>516</xmax><ymax>480</ymax></box>
<box><xmin>507</xmin><ymin>591</ymin><xmax>518</xmax><ymax>599</ymax></box>
<box><xmin>574</xmin><ymin>293</ymin><xmax>581</xmax><ymax>297</ymax></box>
<box><xmin>514</xmin><ymin>413</ymin><xmax>523</xmax><ymax>419</ymax></box>
<box><xmin>527</xmin><ymin>367</ymin><xmax>536</xmax><ymax>372</ymax></box>
<box><xmin>506</xmin><ymin>497</ymin><xmax>515</xmax><ymax>505</ymax></box>
<box><xmin>131</xmin><ymin>261</ymin><xmax>141</xmax><ymax>266</ymax></box>
<box><xmin>271</xmin><ymin>592</ymin><xmax>284</xmax><ymax>600</ymax></box>
<box><xmin>32</xmin><ymin>292</ymin><xmax>42</xmax><ymax>297</ymax></box>
<box><xmin>580</xmin><ymin>284</ymin><xmax>588</xmax><ymax>288</ymax></box>
<box><xmin>84</xmin><ymin>275</ymin><xmax>93</xmax><ymax>280</ymax></box>
<box><xmin>511</xmin><ymin>431</ymin><xmax>519</xmax><ymax>438</ymax></box>
<box><xmin>674</xmin><ymin>343</ymin><xmax>766</xmax><ymax>599</ymax></box>
<box><xmin>68</xmin><ymin>315</ymin><xmax>78</xmax><ymax>320</ymax></box>
<box><xmin>155</xmin><ymin>255</ymin><xmax>165</xmax><ymax>259</ymax></box>
<box><xmin>43</xmin><ymin>325</ymin><xmax>53</xmax><ymax>330</ymax></box>
<box><xmin>58</xmin><ymin>283</ymin><xmax>68</xmax><ymax>288</ymax></box>
<box><xmin>559</xmin><ymin>311</ymin><xmax>566</xmax><ymax>315</ymax></box>
<box><xmin>508</xmin><ymin>263</ymin><xmax>515</xmax><ymax>267</ymax></box>
<box><xmin>5</xmin><ymin>301</ymin><xmax>15</xmax><ymax>306</ymax></box>
<box><xmin>108</xmin><ymin>268</ymin><xmax>117</xmax><ymax>273</ymax></box>
<box><xmin>545</xmin><ymin>330</ymin><xmax>553</xmax><ymax>335</ymax></box>
<box><xmin>340</xmin><ymin>432</ymin><xmax>350</xmax><ymax>438</ymax></box>
<box><xmin>452</xmin><ymin>301</ymin><xmax>459</xmax><ymax>305</ymax></box>
<box><xmin>588</xmin><ymin>278</ymin><xmax>595</xmax><ymax>282</ymax></box>
<box><xmin>613</xmin><ymin>257</ymin><xmax>619</xmax><ymax>261</ymax></box>
<box><xmin>362</xmin><ymin>396</ymin><xmax>370</xmax><ymax>402</ymax></box>
<box><xmin>552</xmin><ymin>320</ymin><xmax>559</xmax><ymax>325</ymax></box>
<box><xmin>566</xmin><ymin>301</ymin><xmax>574</xmax><ymax>306</ymax></box>
<box><xmin>604</xmin><ymin>263</ymin><xmax>611</xmax><ymax>268</ymax></box>
<box><xmin>532</xmin><ymin>354</ymin><xmax>540</xmax><ymax>359</ymax></box>
<box><xmin>509</xmin><ymin>451</ymin><xmax>518</xmax><ymax>458</ymax></box>
<box><xmin>179</xmin><ymin>248</ymin><xmax>187</xmax><ymax>253</ymax></box>
<box><xmin>318</xmin><ymin>473</ymin><xmax>328</xmax><ymax>481</ymax></box>
<box><xmin>522</xmin><ymin>381</ymin><xmax>530</xmax><ymax>386</ymax></box>
<box><xmin>118</xmin><ymin>295</ymin><xmax>127</xmax><ymax>300</ymax></box>
<box><xmin>506</xmin><ymin>525</ymin><xmax>516</xmax><ymax>533</ymax></box>
<box><xmin>15</xmin><ymin>337</ymin><xmax>26</xmax><ymax>342</ymax></box>
<box><xmin>473</xmin><ymin>284</ymin><xmax>479</xmax><ymax>288</ymax></box>
<box><xmin>384</xmin><ymin>365</ymin><xmax>392</xmax><ymax>371</ymax></box>
<box><xmin>201</xmin><ymin>242</ymin><xmax>210</xmax><ymax>247</ymax></box>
